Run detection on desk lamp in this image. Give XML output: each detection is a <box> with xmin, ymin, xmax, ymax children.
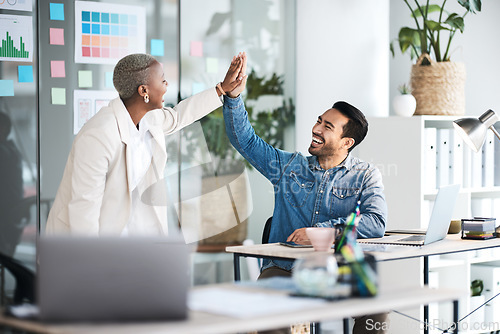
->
<box><xmin>453</xmin><ymin>109</ymin><xmax>500</xmax><ymax>152</ymax></box>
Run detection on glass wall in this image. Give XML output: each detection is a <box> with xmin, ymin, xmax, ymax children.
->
<box><xmin>1</xmin><ymin>0</ymin><xmax>295</xmax><ymax>301</ymax></box>
<box><xmin>0</xmin><ymin>1</ymin><xmax>38</xmax><ymax>305</ymax></box>
<box><xmin>168</xmin><ymin>0</ymin><xmax>296</xmax><ymax>260</ymax></box>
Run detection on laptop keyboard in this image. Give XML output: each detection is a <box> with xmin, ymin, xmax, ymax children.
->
<box><xmin>400</xmin><ymin>235</ymin><xmax>425</xmax><ymax>242</ymax></box>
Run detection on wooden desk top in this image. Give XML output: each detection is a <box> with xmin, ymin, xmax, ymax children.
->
<box><xmin>0</xmin><ymin>284</ymin><xmax>464</xmax><ymax>334</ymax></box>
<box><xmin>226</xmin><ymin>234</ymin><xmax>500</xmax><ymax>262</ymax></box>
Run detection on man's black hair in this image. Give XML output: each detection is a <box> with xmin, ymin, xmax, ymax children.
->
<box><xmin>332</xmin><ymin>101</ymin><xmax>368</xmax><ymax>152</ymax></box>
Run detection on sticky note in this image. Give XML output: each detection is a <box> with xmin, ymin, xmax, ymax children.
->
<box><xmin>150</xmin><ymin>39</ymin><xmax>164</xmax><ymax>56</ymax></box>
<box><xmin>78</xmin><ymin>70</ymin><xmax>93</xmax><ymax>88</ymax></box>
<box><xmin>50</xmin><ymin>60</ymin><xmax>65</xmax><ymax>78</ymax></box>
<box><xmin>105</xmin><ymin>72</ymin><xmax>113</xmax><ymax>88</ymax></box>
<box><xmin>49</xmin><ymin>28</ymin><xmax>64</xmax><ymax>45</ymax></box>
<box><xmin>190</xmin><ymin>41</ymin><xmax>203</xmax><ymax>57</ymax></box>
<box><xmin>18</xmin><ymin>66</ymin><xmax>34</xmax><ymax>83</ymax></box>
<box><xmin>206</xmin><ymin>57</ymin><xmax>218</xmax><ymax>74</ymax></box>
<box><xmin>51</xmin><ymin>88</ymin><xmax>66</xmax><ymax>105</ymax></box>
<box><xmin>0</xmin><ymin>80</ymin><xmax>14</xmax><ymax>96</ymax></box>
<box><xmin>50</xmin><ymin>3</ymin><xmax>65</xmax><ymax>21</ymax></box>
<box><xmin>192</xmin><ymin>82</ymin><xmax>205</xmax><ymax>95</ymax></box>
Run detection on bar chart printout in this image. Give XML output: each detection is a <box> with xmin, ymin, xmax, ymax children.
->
<box><xmin>0</xmin><ymin>14</ymin><xmax>33</xmax><ymax>62</ymax></box>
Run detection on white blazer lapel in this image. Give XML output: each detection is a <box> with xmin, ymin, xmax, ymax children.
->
<box><xmin>112</xmin><ymin>98</ymin><xmax>135</xmax><ymax>193</ymax></box>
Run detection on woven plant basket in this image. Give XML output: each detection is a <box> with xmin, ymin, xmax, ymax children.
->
<box><xmin>410</xmin><ymin>54</ymin><xmax>466</xmax><ymax>116</ymax></box>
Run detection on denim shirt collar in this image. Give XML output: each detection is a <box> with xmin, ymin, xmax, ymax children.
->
<box><xmin>308</xmin><ymin>153</ymin><xmax>354</xmax><ymax>172</ymax></box>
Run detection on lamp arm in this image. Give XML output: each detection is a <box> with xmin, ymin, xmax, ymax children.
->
<box><xmin>490</xmin><ymin>126</ymin><xmax>500</xmax><ymax>141</ymax></box>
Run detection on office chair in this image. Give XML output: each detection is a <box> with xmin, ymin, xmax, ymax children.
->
<box><xmin>262</xmin><ymin>216</ymin><xmax>272</xmax><ymax>244</ymax></box>
<box><xmin>0</xmin><ymin>252</ymin><xmax>35</xmax><ymax>305</ymax></box>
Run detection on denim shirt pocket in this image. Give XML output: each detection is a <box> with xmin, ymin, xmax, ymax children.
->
<box><xmin>330</xmin><ymin>187</ymin><xmax>360</xmax><ymax>216</ymax></box>
<box><xmin>284</xmin><ymin>171</ymin><xmax>314</xmax><ymax>208</ymax></box>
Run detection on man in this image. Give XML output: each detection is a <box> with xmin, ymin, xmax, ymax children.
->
<box><xmin>223</xmin><ymin>53</ymin><xmax>388</xmax><ymax>333</ymax></box>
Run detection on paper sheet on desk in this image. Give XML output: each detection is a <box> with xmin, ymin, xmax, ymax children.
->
<box><xmin>189</xmin><ymin>288</ymin><xmax>326</xmax><ymax>318</ymax></box>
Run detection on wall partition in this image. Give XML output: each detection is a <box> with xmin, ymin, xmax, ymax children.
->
<box><xmin>0</xmin><ymin>0</ymin><xmax>296</xmax><ymax>291</ymax></box>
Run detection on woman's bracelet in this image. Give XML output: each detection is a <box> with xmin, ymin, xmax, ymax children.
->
<box><xmin>216</xmin><ymin>82</ymin><xmax>226</xmax><ymax>96</ymax></box>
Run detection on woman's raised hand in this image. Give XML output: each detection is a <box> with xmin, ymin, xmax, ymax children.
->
<box><xmin>220</xmin><ymin>52</ymin><xmax>247</xmax><ymax>98</ymax></box>
<box><xmin>227</xmin><ymin>52</ymin><xmax>247</xmax><ymax>98</ymax></box>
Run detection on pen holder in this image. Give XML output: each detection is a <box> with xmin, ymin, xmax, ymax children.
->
<box><xmin>336</xmin><ymin>253</ymin><xmax>378</xmax><ymax>297</ymax></box>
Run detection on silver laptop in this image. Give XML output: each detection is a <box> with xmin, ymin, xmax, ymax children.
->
<box><xmin>359</xmin><ymin>184</ymin><xmax>460</xmax><ymax>246</ymax></box>
<box><xmin>37</xmin><ymin>236</ymin><xmax>189</xmax><ymax>322</ymax></box>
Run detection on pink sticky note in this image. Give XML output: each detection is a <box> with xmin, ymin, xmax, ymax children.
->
<box><xmin>49</xmin><ymin>28</ymin><xmax>64</xmax><ymax>45</ymax></box>
<box><xmin>50</xmin><ymin>60</ymin><xmax>66</xmax><ymax>78</ymax></box>
<box><xmin>190</xmin><ymin>41</ymin><xmax>203</xmax><ymax>57</ymax></box>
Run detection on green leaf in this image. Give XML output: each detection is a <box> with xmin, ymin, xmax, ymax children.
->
<box><xmin>458</xmin><ymin>0</ymin><xmax>481</xmax><ymax>13</ymax></box>
<box><xmin>412</xmin><ymin>4</ymin><xmax>441</xmax><ymax>17</ymax></box>
<box><xmin>445</xmin><ymin>14</ymin><xmax>465</xmax><ymax>32</ymax></box>
<box><xmin>425</xmin><ymin>20</ymin><xmax>449</xmax><ymax>32</ymax></box>
<box><xmin>398</xmin><ymin>27</ymin><xmax>420</xmax><ymax>53</ymax></box>
<box><xmin>390</xmin><ymin>42</ymin><xmax>395</xmax><ymax>57</ymax></box>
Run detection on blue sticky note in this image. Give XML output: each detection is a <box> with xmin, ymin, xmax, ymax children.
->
<box><xmin>92</xmin><ymin>24</ymin><xmax>100</xmax><ymax>34</ymax></box>
<box><xmin>50</xmin><ymin>3</ymin><xmax>65</xmax><ymax>21</ymax></box>
<box><xmin>151</xmin><ymin>39</ymin><xmax>164</xmax><ymax>56</ymax></box>
<box><xmin>18</xmin><ymin>66</ymin><xmax>34</xmax><ymax>83</ymax></box>
<box><xmin>105</xmin><ymin>72</ymin><xmax>113</xmax><ymax>88</ymax></box>
<box><xmin>0</xmin><ymin>80</ymin><xmax>14</xmax><ymax>96</ymax></box>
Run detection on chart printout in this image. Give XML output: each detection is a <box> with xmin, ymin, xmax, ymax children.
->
<box><xmin>0</xmin><ymin>14</ymin><xmax>33</xmax><ymax>62</ymax></box>
<box><xmin>74</xmin><ymin>1</ymin><xmax>146</xmax><ymax>64</ymax></box>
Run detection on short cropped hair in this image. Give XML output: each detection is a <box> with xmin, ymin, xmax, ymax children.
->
<box><xmin>113</xmin><ymin>53</ymin><xmax>158</xmax><ymax>100</ymax></box>
<box><xmin>332</xmin><ymin>101</ymin><xmax>368</xmax><ymax>152</ymax></box>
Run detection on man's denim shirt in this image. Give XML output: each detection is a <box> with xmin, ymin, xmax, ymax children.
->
<box><xmin>223</xmin><ymin>96</ymin><xmax>387</xmax><ymax>272</ymax></box>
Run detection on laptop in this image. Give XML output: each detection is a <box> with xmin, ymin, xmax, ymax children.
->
<box><xmin>37</xmin><ymin>235</ymin><xmax>189</xmax><ymax>322</ymax></box>
<box><xmin>359</xmin><ymin>184</ymin><xmax>460</xmax><ymax>246</ymax></box>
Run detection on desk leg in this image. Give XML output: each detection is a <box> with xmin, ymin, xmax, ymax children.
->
<box><xmin>453</xmin><ymin>300</ymin><xmax>459</xmax><ymax>334</ymax></box>
<box><xmin>343</xmin><ymin>318</ymin><xmax>349</xmax><ymax>334</ymax></box>
<box><xmin>310</xmin><ymin>322</ymin><xmax>320</xmax><ymax>334</ymax></box>
<box><xmin>233</xmin><ymin>254</ymin><xmax>241</xmax><ymax>281</ymax></box>
<box><xmin>423</xmin><ymin>256</ymin><xmax>429</xmax><ymax>334</ymax></box>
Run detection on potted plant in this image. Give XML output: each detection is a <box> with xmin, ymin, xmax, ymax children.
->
<box><xmin>393</xmin><ymin>83</ymin><xmax>417</xmax><ymax>117</ymax></box>
<box><xmin>391</xmin><ymin>0</ymin><xmax>482</xmax><ymax>116</ymax></box>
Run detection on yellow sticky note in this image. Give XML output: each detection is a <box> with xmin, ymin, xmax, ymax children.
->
<box><xmin>78</xmin><ymin>70</ymin><xmax>93</xmax><ymax>88</ymax></box>
<box><xmin>51</xmin><ymin>87</ymin><xmax>66</xmax><ymax>105</ymax></box>
<box><xmin>206</xmin><ymin>57</ymin><xmax>218</xmax><ymax>74</ymax></box>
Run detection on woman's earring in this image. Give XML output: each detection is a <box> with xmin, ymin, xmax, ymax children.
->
<box><xmin>144</xmin><ymin>94</ymin><xmax>150</xmax><ymax>104</ymax></box>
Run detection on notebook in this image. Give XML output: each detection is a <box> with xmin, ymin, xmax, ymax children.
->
<box><xmin>37</xmin><ymin>235</ymin><xmax>189</xmax><ymax>322</ymax></box>
<box><xmin>358</xmin><ymin>184</ymin><xmax>460</xmax><ymax>246</ymax></box>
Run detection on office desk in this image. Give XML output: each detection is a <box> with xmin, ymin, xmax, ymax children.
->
<box><xmin>0</xmin><ymin>284</ymin><xmax>463</xmax><ymax>334</ymax></box>
<box><xmin>227</xmin><ymin>235</ymin><xmax>500</xmax><ymax>334</ymax></box>
<box><xmin>226</xmin><ymin>234</ymin><xmax>500</xmax><ymax>281</ymax></box>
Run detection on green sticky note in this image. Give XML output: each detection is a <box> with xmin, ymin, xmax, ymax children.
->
<box><xmin>105</xmin><ymin>72</ymin><xmax>113</xmax><ymax>88</ymax></box>
<box><xmin>206</xmin><ymin>57</ymin><xmax>218</xmax><ymax>74</ymax></box>
<box><xmin>78</xmin><ymin>70</ymin><xmax>93</xmax><ymax>88</ymax></box>
<box><xmin>51</xmin><ymin>87</ymin><xmax>66</xmax><ymax>105</ymax></box>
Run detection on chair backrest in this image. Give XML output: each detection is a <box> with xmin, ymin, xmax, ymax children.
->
<box><xmin>0</xmin><ymin>252</ymin><xmax>35</xmax><ymax>304</ymax></box>
<box><xmin>262</xmin><ymin>216</ymin><xmax>273</xmax><ymax>244</ymax></box>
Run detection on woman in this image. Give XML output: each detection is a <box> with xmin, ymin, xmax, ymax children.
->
<box><xmin>46</xmin><ymin>53</ymin><xmax>245</xmax><ymax>236</ymax></box>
